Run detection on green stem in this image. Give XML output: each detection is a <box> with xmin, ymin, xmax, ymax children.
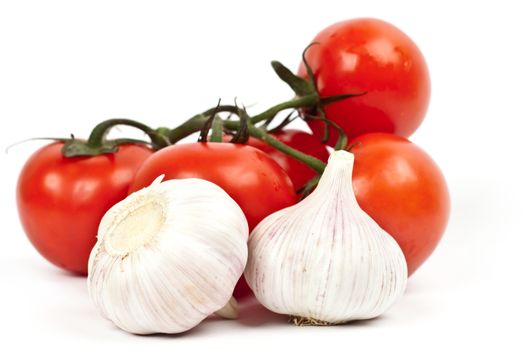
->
<box><xmin>167</xmin><ymin>105</ymin><xmax>326</xmax><ymax>173</ymax></box>
<box><xmin>223</xmin><ymin>119</ymin><xmax>326</xmax><ymax>174</ymax></box>
<box><xmin>210</xmin><ymin>118</ymin><xmax>223</xmax><ymax>142</ymax></box>
<box><xmin>62</xmin><ymin>118</ymin><xmax>171</xmax><ymax>157</ymax></box>
<box><xmin>250</xmin><ymin>94</ymin><xmax>318</xmax><ymax>124</ymax></box>
<box><xmin>87</xmin><ymin>118</ymin><xmax>169</xmax><ymax>149</ymax></box>
<box><xmin>169</xmin><ymin>95</ymin><xmax>318</xmax><ymax>144</ymax></box>
<box><xmin>169</xmin><ymin>114</ymin><xmax>207</xmax><ymax>143</ymax></box>
<box><xmin>169</xmin><ymin>106</ymin><xmax>238</xmax><ymax>143</ymax></box>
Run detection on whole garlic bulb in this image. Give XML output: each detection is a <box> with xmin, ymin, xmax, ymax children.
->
<box><xmin>245</xmin><ymin>151</ymin><xmax>407</xmax><ymax>325</ymax></box>
<box><xmin>88</xmin><ymin>177</ymin><xmax>248</xmax><ymax>334</ymax></box>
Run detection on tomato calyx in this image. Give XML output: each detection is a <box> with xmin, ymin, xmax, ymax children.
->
<box><xmin>270</xmin><ymin>43</ymin><xmax>321</xmax><ymax>98</ymax></box>
<box><xmin>198</xmin><ymin>100</ymin><xmax>225</xmax><ymax>143</ymax></box>
<box><xmin>271</xmin><ymin>60</ymin><xmax>316</xmax><ymax>97</ymax></box>
<box><xmin>187</xmin><ymin>101</ymin><xmax>328</xmax><ymax>174</ymax></box>
<box><xmin>299</xmin><ymin>44</ymin><xmax>367</xmax><ymax>145</ymax></box>
<box><xmin>198</xmin><ymin>100</ymin><xmax>251</xmax><ymax>145</ymax></box>
<box><xmin>259</xmin><ymin>110</ymin><xmax>298</xmax><ymax>134</ymax></box>
<box><xmin>266</xmin><ymin>45</ymin><xmax>365</xmax><ymax>147</ymax></box>
<box><xmin>271</xmin><ymin>60</ymin><xmax>361</xmax><ymax>110</ymax></box>
<box><xmin>227</xmin><ymin>106</ymin><xmax>250</xmax><ymax>144</ymax></box>
<box><xmin>209</xmin><ymin>117</ymin><xmax>224</xmax><ymax>143</ymax></box>
<box><xmin>304</xmin><ymin>114</ymin><xmax>349</xmax><ymax>150</ymax></box>
<box><xmin>61</xmin><ymin>118</ymin><xmax>171</xmax><ymax>158</ymax></box>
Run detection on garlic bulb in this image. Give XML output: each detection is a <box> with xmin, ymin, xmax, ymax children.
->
<box><xmin>88</xmin><ymin>176</ymin><xmax>248</xmax><ymax>334</ymax></box>
<box><xmin>245</xmin><ymin>151</ymin><xmax>407</xmax><ymax>325</ymax></box>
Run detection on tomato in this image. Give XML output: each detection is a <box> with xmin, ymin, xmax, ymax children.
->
<box><xmin>129</xmin><ymin>142</ymin><xmax>297</xmax><ymax>299</ymax></box>
<box><xmin>225</xmin><ymin>129</ymin><xmax>330</xmax><ymax>191</ymax></box>
<box><xmin>350</xmin><ymin>133</ymin><xmax>449</xmax><ymax>275</ymax></box>
<box><xmin>129</xmin><ymin>142</ymin><xmax>297</xmax><ymax>230</ymax></box>
<box><xmin>16</xmin><ymin>142</ymin><xmax>153</xmax><ymax>274</ymax></box>
<box><xmin>299</xmin><ymin>18</ymin><xmax>431</xmax><ymax>145</ymax></box>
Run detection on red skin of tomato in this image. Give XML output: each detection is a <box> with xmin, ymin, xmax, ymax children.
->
<box><xmin>16</xmin><ymin>143</ymin><xmax>153</xmax><ymax>275</ymax></box>
<box><xmin>299</xmin><ymin>18</ymin><xmax>431</xmax><ymax>145</ymax></box>
<box><xmin>129</xmin><ymin>143</ymin><xmax>297</xmax><ymax>230</ymax></box>
<box><xmin>225</xmin><ymin>129</ymin><xmax>330</xmax><ymax>191</ymax></box>
<box><xmin>350</xmin><ymin>133</ymin><xmax>450</xmax><ymax>275</ymax></box>
<box><xmin>129</xmin><ymin>142</ymin><xmax>297</xmax><ymax>299</ymax></box>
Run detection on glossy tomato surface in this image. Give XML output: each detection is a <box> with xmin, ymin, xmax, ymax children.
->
<box><xmin>16</xmin><ymin>143</ymin><xmax>153</xmax><ymax>274</ymax></box>
<box><xmin>350</xmin><ymin>133</ymin><xmax>449</xmax><ymax>275</ymax></box>
<box><xmin>300</xmin><ymin>18</ymin><xmax>431</xmax><ymax>144</ymax></box>
<box><xmin>227</xmin><ymin>129</ymin><xmax>329</xmax><ymax>191</ymax></box>
<box><xmin>129</xmin><ymin>142</ymin><xmax>297</xmax><ymax>231</ymax></box>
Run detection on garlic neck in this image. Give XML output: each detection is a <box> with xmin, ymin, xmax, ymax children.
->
<box><xmin>309</xmin><ymin>150</ymin><xmax>358</xmax><ymax>204</ymax></box>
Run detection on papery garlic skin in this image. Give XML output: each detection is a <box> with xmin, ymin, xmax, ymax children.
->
<box><xmin>88</xmin><ymin>177</ymin><xmax>248</xmax><ymax>334</ymax></box>
<box><xmin>245</xmin><ymin>151</ymin><xmax>407</xmax><ymax>324</ymax></box>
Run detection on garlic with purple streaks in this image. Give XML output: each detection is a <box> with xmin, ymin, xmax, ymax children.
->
<box><xmin>245</xmin><ymin>150</ymin><xmax>407</xmax><ymax>325</ymax></box>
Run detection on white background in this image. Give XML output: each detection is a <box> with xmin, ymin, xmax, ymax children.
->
<box><xmin>1</xmin><ymin>0</ymin><xmax>524</xmax><ymax>348</ymax></box>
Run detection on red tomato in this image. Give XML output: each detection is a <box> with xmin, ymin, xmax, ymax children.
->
<box><xmin>16</xmin><ymin>143</ymin><xmax>153</xmax><ymax>274</ymax></box>
<box><xmin>129</xmin><ymin>142</ymin><xmax>297</xmax><ymax>299</ymax></box>
<box><xmin>350</xmin><ymin>133</ymin><xmax>449</xmax><ymax>275</ymax></box>
<box><xmin>225</xmin><ymin>129</ymin><xmax>330</xmax><ymax>191</ymax></box>
<box><xmin>129</xmin><ymin>142</ymin><xmax>297</xmax><ymax>230</ymax></box>
<box><xmin>299</xmin><ymin>18</ymin><xmax>431</xmax><ymax>145</ymax></box>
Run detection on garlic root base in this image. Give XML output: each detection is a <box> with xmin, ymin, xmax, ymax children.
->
<box><xmin>289</xmin><ymin>316</ymin><xmax>335</xmax><ymax>326</ymax></box>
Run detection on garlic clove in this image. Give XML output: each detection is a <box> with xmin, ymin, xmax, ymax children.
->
<box><xmin>88</xmin><ymin>177</ymin><xmax>248</xmax><ymax>334</ymax></box>
<box><xmin>214</xmin><ymin>297</ymin><xmax>239</xmax><ymax>319</ymax></box>
<box><xmin>245</xmin><ymin>150</ymin><xmax>408</xmax><ymax>325</ymax></box>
